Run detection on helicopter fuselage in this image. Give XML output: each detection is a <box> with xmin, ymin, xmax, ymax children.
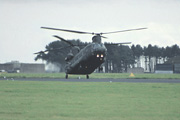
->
<box><xmin>65</xmin><ymin>42</ymin><xmax>107</xmax><ymax>75</ymax></box>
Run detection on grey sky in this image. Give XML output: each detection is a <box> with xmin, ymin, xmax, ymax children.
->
<box><xmin>0</xmin><ymin>0</ymin><xmax>180</xmax><ymax>63</ymax></box>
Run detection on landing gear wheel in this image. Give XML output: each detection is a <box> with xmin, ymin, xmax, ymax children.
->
<box><xmin>65</xmin><ymin>74</ymin><xmax>68</xmax><ymax>79</ymax></box>
<box><xmin>86</xmin><ymin>75</ymin><xmax>89</xmax><ymax>79</ymax></box>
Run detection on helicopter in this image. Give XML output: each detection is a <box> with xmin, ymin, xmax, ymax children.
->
<box><xmin>36</xmin><ymin>27</ymin><xmax>147</xmax><ymax>79</ymax></box>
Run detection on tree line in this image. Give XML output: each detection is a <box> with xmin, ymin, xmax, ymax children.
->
<box><xmin>35</xmin><ymin>39</ymin><xmax>180</xmax><ymax>73</ymax></box>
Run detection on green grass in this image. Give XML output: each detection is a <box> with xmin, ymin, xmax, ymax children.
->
<box><xmin>0</xmin><ymin>81</ymin><xmax>180</xmax><ymax>120</ymax></box>
<box><xmin>1</xmin><ymin>73</ymin><xmax>180</xmax><ymax>79</ymax></box>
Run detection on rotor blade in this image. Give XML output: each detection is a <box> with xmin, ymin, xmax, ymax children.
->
<box><xmin>105</xmin><ymin>42</ymin><xmax>132</xmax><ymax>45</ymax></box>
<box><xmin>101</xmin><ymin>36</ymin><xmax>108</xmax><ymax>39</ymax></box>
<box><xmin>53</xmin><ymin>35</ymin><xmax>74</xmax><ymax>46</ymax></box>
<box><xmin>41</xmin><ymin>27</ymin><xmax>93</xmax><ymax>34</ymax></box>
<box><xmin>34</xmin><ymin>47</ymin><xmax>69</xmax><ymax>55</ymax></box>
<box><xmin>34</xmin><ymin>51</ymin><xmax>45</xmax><ymax>54</ymax></box>
<box><xmin>101</xmin><ymin>28</ymin><xmax>147</xmax><ymax>34</ymax></box>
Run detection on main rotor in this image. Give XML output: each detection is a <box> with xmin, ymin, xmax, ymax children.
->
<box><xmin>41</xmin><ymin>26</ymin><xmax>147</xmax><ymax>43</ymax></box>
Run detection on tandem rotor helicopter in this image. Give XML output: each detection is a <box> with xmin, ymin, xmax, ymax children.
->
<box><xmin>35</xmin><ymin>27</ymin><xmax>147</xmax><ymax>79</ymax></box>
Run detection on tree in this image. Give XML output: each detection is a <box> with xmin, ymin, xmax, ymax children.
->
<box><xmin>131</xmin><ymin>44</ymin><xmax>143</xmax><ymax>67</ymax></box>
<box><xmin>118</xmin><ymin>45</ymin><xmax>135</xmax><ymax>72</ymax></box>
<box><xmin>164</xmin><ymin>46</ymin><xmax>172</xmax><ymax>58</ymax></box>
<box><xmin>105</xmin><ymin>44</ymin><xmax>135</xmax><ymax>73</ymax></box>
<box><xmin>35</xmin><ymin>38</ymin><xmax>180</xmax><ymax>73</ymax></box>
<box><xmin>152</xmin><ymin>45</ymin><xmax>161</xmax><ymax>65</ymax></box>
<box><xmin>104</xmin><ymin>43</ymin><xmax>115</xmax><ymax>72</ymax></box>
<box><xmin>171</xmin><ymin>44</ymin><xmax>180</xmax><ymax>57</ymax></box>
<box><xmin>160</xmin><ymin>47</ymin><xmax>166</xmax><ymax>63</ymax></box>
<box><xmin>111</xmin><ymin>45</ymin><xmax>134</xmax><ymax>72</ymax></box>
<box><xmin>164</xmin><ymin>44</ymin><xmax>180</xmax><ymax>64</ymax></box>
<box><xmin>144</xmin><ymin>44</ymin><xmax>154</xmax><ymax>72</ymax></box>
<box><xmin>35</xmin><ymin>39</ymin><xmax>85</xmax><ymax>72</ymax></box>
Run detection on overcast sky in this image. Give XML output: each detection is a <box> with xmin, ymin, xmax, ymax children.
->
<box><xmin>0</xmin><ymin>0</ymin><xmax>180</xmax><ymax>63</ymax></box>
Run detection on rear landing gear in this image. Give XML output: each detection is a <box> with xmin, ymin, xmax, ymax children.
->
<box><xmin>86</xmin><ymin>75</ymin><xmax>89</xmax><ymax>79</ymax></box>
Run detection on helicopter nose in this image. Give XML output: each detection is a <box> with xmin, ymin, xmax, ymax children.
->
<box><xmin>93</xmin><ymin>46</ymin><xmax>106</xmax><ymax>53</ymax></box>
<box><xmin>93</xmin><ymin>46</ymin><xmax>107</xmax><ymax>59</ymax></box>
<box><xmin>92</xmin><ymin>43</ymin><xmax>107</xmax><ymax>57</ymax></box>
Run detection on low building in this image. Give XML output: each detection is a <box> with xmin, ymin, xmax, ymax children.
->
<box><xmin>127</xmin><ymin>67</ymin><xmax>144</xmax><ymax>73</ymax></box>
<box><xmin>0</xmin><ymin>61</ymin><xmax>45</xmax><ymax>73</ymax></box>
<box><xmin>20</xmin><ymin>63</ymin><xmax>45</xmax><ymax>73</ymax></box>
<box><xmin>155</xmin><ymin>64</ymin><xmax>173</xmax><ymax>74</ymax></box>
<box><xmin>174</xmin><ymin>64</ymin><xmax>180</xmax><ymax>73</ymax></box>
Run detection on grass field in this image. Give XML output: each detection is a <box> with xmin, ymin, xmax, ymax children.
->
<box><xmin>1</xmin><ymin>73</ymin><xmax>180</xmax><ymax>79</ymax></box>
<box><xmin>0</xmin><ymin>80</ymin><xmax>180</xmax><ymax>120</ymax></box>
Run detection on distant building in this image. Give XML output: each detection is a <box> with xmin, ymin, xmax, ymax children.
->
<box><xmin>174</xmin><ymin>64</ymin><xmax>180</xmax><ymax>73</ymax></box>
<box><xmin>155</xmin><ymin>64</ymin><xmax>173</xmax><ymax>74</ymax></box>
<box><xmin>20</xmin><ymin>63</ymin><xmax>45</xmax><ymax>73</ymax></box>
<box><xmin>0</xmin><ymin>61</ymin><xmax>45</xmax><ymax>73</ymax></box>
<box><xmin>155</xmin><ymin>64</ymin><xmax>180</xmax><ymax>74</ymax></box>
<box><xmin>127</xmin><ymin>67</ymin><xmax>144</xmax><ymax>73</ymax></box>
